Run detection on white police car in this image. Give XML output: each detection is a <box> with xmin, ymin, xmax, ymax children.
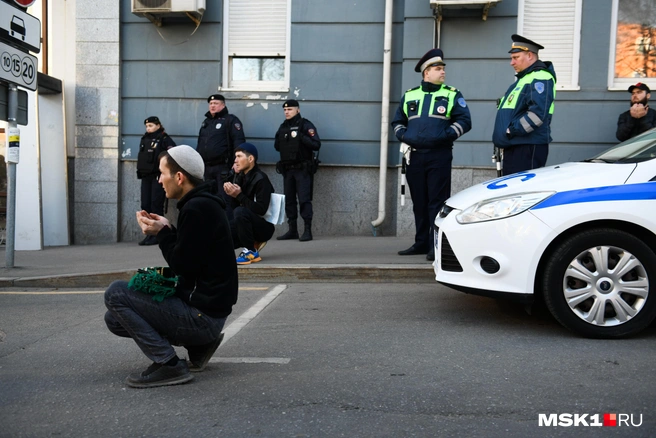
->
<box><xmin>433</xmin><ymin>129</ymin><xmax>656</xmax><ymax>338</ymax></box>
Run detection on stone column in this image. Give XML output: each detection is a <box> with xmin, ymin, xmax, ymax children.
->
<box><xmin>73</xmin><ymin>1</ymin><xmax>120</xmax><ymax>243</ymax></box>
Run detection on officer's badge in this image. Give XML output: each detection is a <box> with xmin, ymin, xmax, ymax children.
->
<box><xmin>291</xmin><ymin>131</ymin><xmax>297</xmax><ymax>138</ymax></box>
<box><xmin>235</xmin><ymin>123</ymin><xmax>242</xmax><ymax>130</ymax></box>
<box><xmin>437</xmin><ymin>106</ymin><xmax>446</xmax><ymax>114</ymax></box>
<box><xmin>535</xmin><ymin>82</ymin><xmax>545</xmax><ymax>94</ymax></box>
<box><xmin>308</xmin><ymin>129</ymin><xmax>316</xmax><ymax>137</ymax></box>
<box><xmin>216</xmin><ymin>123</ymin><xmax>222</xmax><ymax>129</ymax></box>
<box><xmin>458</xmin><ymin>98</ymin><xmax>467</xmax><ymax>108</ymax></box>
<box><xmin>508</xmin><ymin>94</ymin><xmax>515</xmax><ymax>103</ymax></box>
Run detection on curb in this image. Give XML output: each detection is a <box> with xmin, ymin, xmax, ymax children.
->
<box><xmin>0</xmin><ymin>265</ymin><xmax>436</xmax><ymax>288</ymax></box>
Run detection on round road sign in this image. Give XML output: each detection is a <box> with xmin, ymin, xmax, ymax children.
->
<box><xmin>13</xmin><ymin>0</ymin><xmax>37</xmax><ymax>7</ymax></box>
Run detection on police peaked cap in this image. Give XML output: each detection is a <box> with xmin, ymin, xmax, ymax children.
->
<box><xmin>509</xmin><ymin>34</ymin><xmax>544</xmax><ymax>53</ymax></box>
<box><xmin>144</xmin><ymin>116</ymin><xmax>160</xmax><ymax>125</ymax></box>
<box><xmin>415</xmin><ymin>48</ymin><xmax>446</xmax><ymax>73</ymax></box>
<box><xmin>207</xmin><ymin>94</ymin><xmax>225</xmax><ymax>103</ymax></box>
<box><xmin>283</xmin><ymin>99</ymin><xmax>299</xmax><ymax>108</ymax></box>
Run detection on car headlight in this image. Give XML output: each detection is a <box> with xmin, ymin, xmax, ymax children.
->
<box><xmin>456</xmin><ymin>191</ymin><xmax>555</xmax><ymax>224</ymax></box>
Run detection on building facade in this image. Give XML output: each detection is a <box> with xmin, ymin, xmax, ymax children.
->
<box><xmin>30</xmin><ymin>0</ymin><xmax>656</xmax><ymax>244</ymax></box>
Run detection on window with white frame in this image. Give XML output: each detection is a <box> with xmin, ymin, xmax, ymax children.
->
<box><xmin>518</xmin><ymin>0</ymin><xmax>582</xmax><ymax>90</ymax></box>
<box><xmin>609</xmin><ymin>0</ymin><xmax>656</xmax><ymax>90</ymax></box>
<box><xmin>222</xmin><ymin>0</ymin><xmax>291</xmax><ymax>91</ymax></box>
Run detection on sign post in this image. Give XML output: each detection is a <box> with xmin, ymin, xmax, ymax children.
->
<box><xmin>5</xmin><ymin>83</ymin><xmax>18</xmax><ymax>267</ymax></box>
<box><xmin>0</xmin><ymin>0</ymin><xmax>40</xmax><ymax>266</ymax></box>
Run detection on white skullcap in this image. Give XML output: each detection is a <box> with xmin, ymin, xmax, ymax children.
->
<box><xmin>167</xmin><ymin>145</ymin><xmax>205</xmax><ymax>180</ymax></box>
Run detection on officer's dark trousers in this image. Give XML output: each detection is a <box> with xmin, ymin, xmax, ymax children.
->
<box><xmin>205</xmin><ymin>163</ymin><xmax>234</xmax><ymax>220</ymax></box>
<box><xmin>140</xmin><ymin>175</ymin><xmax>165</xmax><ymax>215</ymax></box>
<box><xmin>502</xmin><ymin>144</ymin><xmax>548</xmax><ymax>176</ymax></box>
<box><xmin>230</xmin><ymin>206</ymin><xmax>275</xmax><ymax>251</ymax></box>
<box><xmin>283</xmin><ymin>168</ymin><xmax>313</xmax><ymax>222</ymax></box>
<box><xmin>406</xmin><ymin>149</ymin><xmax>452</xmax><ymax>251</ymax></box>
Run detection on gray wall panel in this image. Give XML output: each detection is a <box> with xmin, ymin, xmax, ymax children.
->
<box><xmin>287</xmin><ymin>63</ymin><xmax>403</xmax><ymax>102</ymax></box>
<box><xmin>580</xmin><ymin>0</ymin><xmax>614</xmax><ymax>90</ymax></box>
<box><xmin>293</xmin><ymin>24</ymin><xmax>390</xmax><ymax>63</ymax></box>
<box><xmin>441</xmin><ymin>16</ymin><xmax>517</xmax><ymax>59</ymax></box>
<box><xmin>121</xmin><ymin>23</ymin><xmax>221</xmax><ymax>61</ymax></box>
<box><xmin>122</xmin><ymin>61</ymin><xmax>220</xmax><ymax>98</ymax></box>
<box><xmin>402</xmin><ymin>18</ymin><xmax>435</xmax><ymax>58</ymax></box>
<box><xmin>293</xmin><ymin>0</ymin><xmax>403</xmax><ymax>23</ymax></box>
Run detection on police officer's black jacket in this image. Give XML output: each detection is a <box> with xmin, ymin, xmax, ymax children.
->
<box><xmin>197</xmin><ymin>107</ymin><xmax>246</xmax><ymax>165</ymax></box>
<box><xmin>156</xmin><ymin>182</ymin><xmax>238</xmax><ymax>319</ymax></box>
<box><xmin>616</xmin><ymin>107</ymin><xmax>656</xmax><ymax>142</ymax></box>
<box><xmin>228</xmin><ymin>164</ymin><xmax>274</xmax><ymax>217</ymax></box>
<box><xmin>136</xmin><ymin>128</ymin><xmax>176</xmax><ymax>178</ymax></box>
<box><xmin>274</xmin><ymin>114</ymin><xmax>321</xmax><ymax>163</ymax></box>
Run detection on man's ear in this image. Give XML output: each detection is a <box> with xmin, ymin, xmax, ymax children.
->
<box><xmin>176</xmin><ymin>171</ymin><xmax>186</xmax><ymax>186</ymax></box>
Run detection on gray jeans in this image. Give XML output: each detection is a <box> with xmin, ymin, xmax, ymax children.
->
<box><xmin>104</xmin><ymin>280</ymin><xmax>226</xmax><ymax>364</ymax></box>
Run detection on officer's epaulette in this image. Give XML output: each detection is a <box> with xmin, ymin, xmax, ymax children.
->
<box><xmin>406</xmin><ymin>86</ymin><xmax>421</xmax><ymax>92</ymax></box>
<box><xmin>443</xmin><ymin>85</ymin><xmax>458</xmax><ymax>92</ymax></box>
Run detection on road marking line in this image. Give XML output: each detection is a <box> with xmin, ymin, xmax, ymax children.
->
<box><xmin>209</xmin><ymin>357</ymin><xmax>290</xmax><ymax>364</ymax></box>
<box><xmin>0</xmin><ymin>286</ymin><xmax>269</xmax><ymax>295</ymax></box>
<box><xmin>221</xmin><ymin>284</ymin><xmax>287</xmax><ymax>346</ymax></box>
<box><xmin>0</xmin><ymin>291</ymin><xmax>105</xmax><ymax>295</ymax></box>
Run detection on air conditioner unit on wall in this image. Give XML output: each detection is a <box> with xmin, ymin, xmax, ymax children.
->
<box><xmin>429</xmin><ymin>0</ymin><xmax>501</xmax><ymax>21</ymax></box>
<box><xmin>132</xmin><ymin>0</ymin><xmax>206</xmax><ymax>26</ymax></box>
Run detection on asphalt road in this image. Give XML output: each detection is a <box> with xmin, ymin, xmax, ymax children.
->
<box><xmin>1</xmin><ymin>283</ymin><xmax>655</xmax><ymax>437</ymax></box>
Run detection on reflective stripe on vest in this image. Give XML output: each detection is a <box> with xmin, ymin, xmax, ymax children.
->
<box><xmin>499</xmin><ymin>70</ymin><xmax>556</xmax><ymax>114</ymax></box>
<box><xmin>403</xmin><ymin>86</ymin><xmax>457</xmax><ymax>120</ymax></box>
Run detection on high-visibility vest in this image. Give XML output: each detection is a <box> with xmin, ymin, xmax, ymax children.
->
<box><xmin>403</xmin><ymin>85</ymin><xmax>458</xmax><ymax>120</ymax></box>
<box><xmin>498</xmin><ymin>70</ymin><xmax>555</xmax><ymax>114</ymax></box>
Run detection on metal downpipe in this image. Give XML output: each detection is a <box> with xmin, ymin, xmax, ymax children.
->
<box><xmin>371</xmin><ymin>0</ymin><xmax>394</xmax><ymax>234</ymax></box>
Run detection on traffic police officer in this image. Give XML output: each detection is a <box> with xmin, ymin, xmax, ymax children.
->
<box><xmin>274</xmin><ymin>99</ymin><xmax>321</xmax><ymax>242</ymax></box>
<box><xmin>197</xmin><ymin>94</ymin><xmax>246</xmax><ymax>218</ymax></box>
<box><xmin>493</xmin><ymin>34</ymin><xmax>556</xmax><ymax>176</ymax></box>
<box><xmin>392</xmin><ymin>48</ymin><xmax>472</xmax><ymax>261</ymax></box>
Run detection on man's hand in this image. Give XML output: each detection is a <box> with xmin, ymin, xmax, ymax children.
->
<box><xmin>630</xmin><ymin>103</ymin><xmax>648</xmax><ymax>119</ymax></box>
<box><xmin>136</xmin><ymin>210</ymin><xmax>170</xmax><ymax>235</ymax></box>
<box><xmin>223</xmin><ymin>182</ymin><xmax>242</xmax><ymax>198</ymax></box>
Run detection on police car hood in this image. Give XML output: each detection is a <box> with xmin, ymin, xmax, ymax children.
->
<box><xmin>445</xmin><ymin>162</ymin><xmax>636</xmax><ymax>210</ymax></box>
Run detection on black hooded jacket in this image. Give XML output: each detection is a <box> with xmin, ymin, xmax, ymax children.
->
<box><xmin>156</xmin><ymin>182</ymin><xmax>238</xmax><ymax>318</ymax></box>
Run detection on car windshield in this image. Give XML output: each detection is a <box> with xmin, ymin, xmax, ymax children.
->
<box><xmin>586</xmin><ymin>128</ymin><xmax>656</xmax><ymax>164</ymax></box>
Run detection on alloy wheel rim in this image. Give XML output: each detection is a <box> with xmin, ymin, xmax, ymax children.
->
<box><xmin>562</xmin><ymin>245</ymin><xmax>649</xmax><ymax>326</ymax></box>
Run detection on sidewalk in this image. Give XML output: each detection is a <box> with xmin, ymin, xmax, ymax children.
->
<box><xmin>0</xmin><ymin>236</ymin><xmax>436</xmax><ymax>288</ymax></box>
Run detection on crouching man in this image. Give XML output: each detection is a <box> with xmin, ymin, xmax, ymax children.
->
<box><xmin>104</xmin><ymin>145</ymin><xmax>238</xmax><ymax>388</ymax></box>
<box><xmin>223</xmin><ymin>142</ymin><xmax>276</xmax><ymax>265</ymax></box>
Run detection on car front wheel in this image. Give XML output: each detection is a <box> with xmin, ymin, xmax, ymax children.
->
<box><xmin>543</xmin><ymin>228</ymin><xmax>656</xmax><ymax>338</ymax></box>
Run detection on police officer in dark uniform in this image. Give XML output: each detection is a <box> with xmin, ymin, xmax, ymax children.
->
<box><xmin>493</xmin><ymin>35</ymin><xmax>556</xmax><ymax>176</ymax></box>
<box><xmin>274</xmin><ymin>99</ymin><xmax>321</xmax><ymax>242</ymax></box>
<box><xmin>197</xmin><ymin>94</ymin><xmax>246</xmax><ymax>219</ymax></box>
<box><xmin>136</xmin><ymin>116</ymin><xmax>176</xmax><ymax>245</ymax></box>
<box><xmin>392</xmin><ymin>48</ymin><xmax>472</xmax><ymax>261</ymax></box>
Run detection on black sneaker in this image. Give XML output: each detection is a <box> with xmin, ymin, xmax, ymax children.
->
<box><xmin>187</xmin><ymin>333</ymin><xmax>224</xmax><ymax>372</ymax></box>
<box><xmin>126</xmin><ymin>360</ymin><xmax>194</xmax><ymax>388</ymax></box>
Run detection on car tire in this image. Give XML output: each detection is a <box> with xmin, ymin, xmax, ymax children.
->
<box><xmin>542</xmin><ymin>228</ymin><xmax>656</xmax><ymax>338</ymax></box>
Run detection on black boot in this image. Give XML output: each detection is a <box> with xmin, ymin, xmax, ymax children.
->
<box><xmin>299</xmin><ymin>222</ymin><xmax>313</xmax><ymax>242</ymax></box>
<box><xmin>277</xmin><ymin>220</ymin><xmax>299</xmax><ymax>240</ymax></box>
